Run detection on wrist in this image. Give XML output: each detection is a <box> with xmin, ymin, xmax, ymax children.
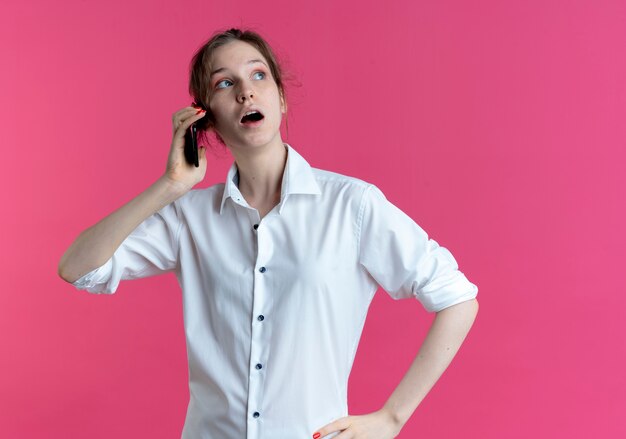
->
<box><xmin>380</xmin><ymin>404</ymin><xmax>408</xmax><ymax>430</ymax></box>
<box><xmin>158</xmin><ymin>174</ymin><xmax>192</xmax><ymax>198</ymax></box>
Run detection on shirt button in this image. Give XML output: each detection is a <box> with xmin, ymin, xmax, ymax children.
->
<box><xmin>259</xmin><ymin>267</ymin><xmax>266</xmax><ymax>273</ymax></box>
<box><xmin>255</xmin><ymin>363</ymin><xmax>263</xmax><ymax>370</ymax></box>
<box><xmin>258</xmin><ymin>315</ymin><xmax>264</xmax><ymax>321</ymax></box>
<box><xmin>253</xmin><ymin>224</ymin><xmax>259</xmax><ymax>230</ymax></box>
<box><xmin>253</xmin><ymin>412</ymin><xmax>260</xmax><ymax>418</ymax></box>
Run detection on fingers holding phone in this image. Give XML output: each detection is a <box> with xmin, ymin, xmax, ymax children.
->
<box><xmin>165</xmin><ymin>105</ymin><xmax>211</xmax><ymax>191</ymax></box>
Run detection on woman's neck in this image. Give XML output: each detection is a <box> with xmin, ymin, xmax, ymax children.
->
<box><xmin>230</xmin><ymin>140</ymin><xmax>288</xmax><ymax>205</ymax></box>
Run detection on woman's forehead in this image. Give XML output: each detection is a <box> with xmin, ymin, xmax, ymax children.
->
<box><xmin>210</xmin><ymin>41</ymin><xmax>267</xmax><ymax>71</ymax></box>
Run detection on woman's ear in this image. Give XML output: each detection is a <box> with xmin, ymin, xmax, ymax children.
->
<box><xmin>280</xmin><ymin>90</ymin><xmax>287</xmax><ymax>114</ymax></box>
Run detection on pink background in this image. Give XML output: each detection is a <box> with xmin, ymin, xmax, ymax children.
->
<box><xmin>2</xmin><ymin>0</ymin><xmax>624</xmax><ymax>437</ymax></box>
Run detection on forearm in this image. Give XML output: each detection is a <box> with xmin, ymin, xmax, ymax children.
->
<box><xmin>381</xmin><ymin>298</ymin><xmax>479</xmax><ymax>428</ymax></box>
<box><xmin>58</xmin><ymin>175</ymin><xmax>187</xmax><ymax>283</ymax></box>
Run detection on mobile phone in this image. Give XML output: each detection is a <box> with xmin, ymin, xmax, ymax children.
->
<box><xmin>184</xmin><ymin>122</ymin><xmax>199</xmax><ymax>167</ymax></box>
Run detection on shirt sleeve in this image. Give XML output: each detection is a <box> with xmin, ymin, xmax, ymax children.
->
<box><xmin>70</xmin><ymin>200</ymin><xmax>183</xmax><ymax>294</ymax></box>
<box><xmin>357</xmin><ymin>184</ymin><xmax>478</xmax><ymax>313</ymax></box>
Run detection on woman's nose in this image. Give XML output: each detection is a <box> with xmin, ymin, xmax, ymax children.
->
<box><xmin>237</xmin><ymin>87</ymin><xmax>255</xmax><ymax>103</ymax></box>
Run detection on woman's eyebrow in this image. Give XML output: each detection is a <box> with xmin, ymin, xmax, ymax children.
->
<box><xmin>210</xmin><ymin>59</ymin><xmax>268</xmax><ymax>78</ymax></box>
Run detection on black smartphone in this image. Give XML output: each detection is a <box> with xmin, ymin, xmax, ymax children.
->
<box><xmin>184</xmin><ymin>122</ymin><xmax>199</xmax><ymax>167</ymax></box>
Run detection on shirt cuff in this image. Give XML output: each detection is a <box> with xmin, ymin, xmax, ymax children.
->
<box><xmin>415</xmin><ymin>276</ymin><xmax>478</xmax><ymax>313</ymax></box>
<box><xmin>71</xmin><ymin>258</ymin><xmax>114</xmax><ymax>293</ymax></box>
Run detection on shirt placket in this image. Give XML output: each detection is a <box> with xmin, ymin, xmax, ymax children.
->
<box><xmin>245</xmin><ymin>208</ymin><xmax>274</xmax><ymax>438</ymax></box>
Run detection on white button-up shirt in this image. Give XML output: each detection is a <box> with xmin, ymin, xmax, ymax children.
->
<box><xmin>72</xmin><ymin>143</ymin><xmax>478</xmax><ymax>439</ymax></box>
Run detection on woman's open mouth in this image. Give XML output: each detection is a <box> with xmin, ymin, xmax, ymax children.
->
<box><xmin>240</xmin><ymin>110</ymin><xmax>265</xmax><ymax>128</ymax></box>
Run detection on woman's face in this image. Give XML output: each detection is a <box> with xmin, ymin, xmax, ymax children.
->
<box><xmin>207</xmin><ymin>40</ymin><xmax>286</xmax><ymax>150</ymax></box>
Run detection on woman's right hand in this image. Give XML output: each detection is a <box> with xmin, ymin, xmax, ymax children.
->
<box><xmin>163</xmin><ymin>105</ymin><xmax>211</xmax><ymax>193</ymax></box>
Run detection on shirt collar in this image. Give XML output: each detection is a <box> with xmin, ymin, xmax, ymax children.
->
<box><xmin>219</xmin><ymin>143</ymin><xmax>321</xmax><ymax>215</ymax></box>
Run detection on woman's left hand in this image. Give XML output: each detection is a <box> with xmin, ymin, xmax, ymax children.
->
<box><xmin>312</xmin><ymin>408</ymin><xmax>403</xmax><ymax>438</ymax></box>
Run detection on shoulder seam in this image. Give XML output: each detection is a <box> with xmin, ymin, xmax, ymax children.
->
<box><xmin>356</xmin><ymin>184</ymin><xmax>375</xmax><ymax>259</ymax></box>
<box><xmin>172</xmin><ymin>201</ymin><xmax>184</xmax><ymax>264</ymax></box>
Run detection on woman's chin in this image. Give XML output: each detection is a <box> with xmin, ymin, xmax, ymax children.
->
<box><xmin>226</xmin><ymin>130</ymin><xmax>281</xmax><ymax>149</ymax></box>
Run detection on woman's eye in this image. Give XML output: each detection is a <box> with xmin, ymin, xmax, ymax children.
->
<box><xmin>216</xmin><ymin>79</ymin><xmax>233</xmax><ymax>89</ymax></box>
<box><xmin>215</xmin><ymin>72</ymin><xmax>264</xmax><ymax>89</ymax></box>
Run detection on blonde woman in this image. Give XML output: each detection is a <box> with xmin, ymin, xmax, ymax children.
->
<box><xmin>59</xmin><ymin>28</ymin><xmax>479</xmax><ymax>439</ymax></box>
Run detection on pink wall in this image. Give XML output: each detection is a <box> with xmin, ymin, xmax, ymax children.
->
<box><xmin>2</xmin><ymin>0</ymin><xmax>624</xmax><ymax>437</ymax></box>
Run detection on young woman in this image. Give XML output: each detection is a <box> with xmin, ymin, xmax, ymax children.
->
<box><xmin>59</xmin><ymin>28</ymin><xmax>479</xmax><ymax>439</ymax></box>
